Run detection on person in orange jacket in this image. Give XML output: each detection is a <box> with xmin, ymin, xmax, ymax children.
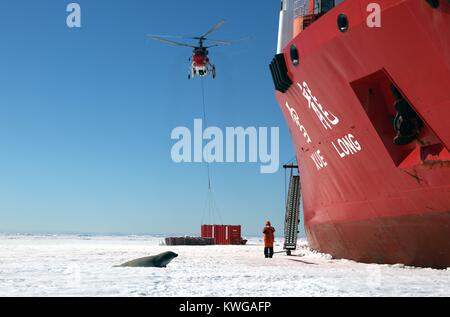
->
<box><xmin>263</xmin><ymin>221</ymin><xmax>275</xmax><ymax>258</ymax></box>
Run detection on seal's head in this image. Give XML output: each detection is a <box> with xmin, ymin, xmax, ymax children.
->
<box><xmin>166</xmin><ymin>251</ymin><xmax>178</xmax><ymax>258</ymax></box>
<box><xmin>158</xmin><ymin>251</ymin><xmax>178</xmax><ymax>267</ymax></box>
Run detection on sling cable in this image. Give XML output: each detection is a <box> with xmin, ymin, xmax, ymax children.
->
<box><xmin>200</xmin><ymin>77</ymin><xmax>223</xmax><ymax>226</ymax></box>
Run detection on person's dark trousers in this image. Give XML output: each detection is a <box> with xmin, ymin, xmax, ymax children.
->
<box><xmin>264</xmin><ymin>248</ymin><xmax>274</xmax><ymax>258</ymax></box>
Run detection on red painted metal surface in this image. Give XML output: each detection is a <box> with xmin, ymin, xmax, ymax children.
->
<box><xmin>193</xmin><ymin>51</ymin><xmax>207</xmax><ymax>67</ymax></box>
<box><xmin>201</xmin><ymin>225</ymin><xmax>212</xmax><ymax>239</ymax></box>
<box><xmin>201</xmin><ymin>225</ymin><xmax>242</xmax><ymax>245</ymax></box>
<box><xmin>229</xmin><ymin>226</ymin><xmax>242</xmax><ymax>245</ymax></box>
<box><xmin>276</xmin><ymin>0</ymin><xmax>450</xmax><ymax>268</ymax></box>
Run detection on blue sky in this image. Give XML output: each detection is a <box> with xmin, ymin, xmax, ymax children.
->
<box><xmin>0</xmin><ymin>0</ymin><xmax>298</xmax><ymax>236</ymax></box>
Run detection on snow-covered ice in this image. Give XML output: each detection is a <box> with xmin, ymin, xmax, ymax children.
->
<box><xmin>0</xmin><ymin>235</ymin><xmax>448</xmax><ymax>297</ymax></box>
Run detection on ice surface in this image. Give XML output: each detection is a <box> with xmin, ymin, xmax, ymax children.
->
<box><xmin>0</xmin><ymin>235</ymin><xmax>448</xmax><ymax>297</ymax></box>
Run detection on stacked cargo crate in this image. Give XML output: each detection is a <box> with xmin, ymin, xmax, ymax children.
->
<box><xmin>165</xmin><ymin>237</ymin><xmax>214</xmax><ymax>246</ymax></box>
<box><xmin>201</xmin><ymin>225</ymin><xmax>242</xmax><ymax>245</ymax></box>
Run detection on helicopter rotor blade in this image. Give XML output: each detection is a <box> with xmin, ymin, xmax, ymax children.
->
<box><xmin>146</xmin><ymin>34</ymin><xmax>186</xmax><ymax>39</ymax></box>
<box><xmin>147</xmin><ymin>34</ymin><xmax>202</xmax><ymax>40</ymax></box>
<box><xmin>199</xmin><ymin>20</ymin><xmax>225</xmax><ymax>39</ymax></box>
<box><xmin>204</xmin><ymin>39</ymin><xmax>232</xmax><ymax>46</ymax></box>
<box><xmin>205</xmin><ymin>37</ymin><xmax>251</xmax><ymax>46</ymax></box>
<box><xmin>146</xmin><ymin>35</ymin><xmax>197</xmax><ymax>48</ymax></box>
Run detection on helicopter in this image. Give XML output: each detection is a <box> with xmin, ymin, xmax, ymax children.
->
<box><xmin>147</xmin><ymin>20</ymin><xmax>238</xmax><ymax>79</ymax></box>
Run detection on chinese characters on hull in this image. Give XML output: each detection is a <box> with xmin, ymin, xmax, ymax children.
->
<box><xmin>297</xmin><ymin>82</ymin><xmax>340</xmax><ymax>130</ymax></box>
<box><xmin>284</xmin><ymin>80</ymin><xmax>363</xmax><ymax>171</ymax></box>
<box><xmin>285</xmin><ymin>102</ymin><xmax>312</xmax><ymax>144</ymax></box>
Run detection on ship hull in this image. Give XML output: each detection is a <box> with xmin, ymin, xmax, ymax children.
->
<box><xmin>275</xmin><ymin>0</ymin><xmax>450</xmax><ymax>268</ymax></box>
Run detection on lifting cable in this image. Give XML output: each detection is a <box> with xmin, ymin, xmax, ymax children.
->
<box><xmin>201</xmin><ymin>78</ymin><xmax>212</xmax><ymax>191</ymax></box>
<box><xmin>200</xmin><ymin>77</ymin><xmax>223</xmax><ymax>225</ymax></box>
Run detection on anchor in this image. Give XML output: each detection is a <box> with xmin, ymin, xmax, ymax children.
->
<box><xmin>390</xmin><ymin>85</ymin><xmax>423</xmax><ymax>146</ymax></box>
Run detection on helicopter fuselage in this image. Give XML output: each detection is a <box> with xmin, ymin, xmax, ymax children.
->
<box><xmin>189</xmin><ymin>47</ymin><xmax>215</xmax><ymax>79</ymax></box>
<box><xmin>192</xmin><ymin>47</ymin><xmax>209</xmax><ymax>67</ymax></box>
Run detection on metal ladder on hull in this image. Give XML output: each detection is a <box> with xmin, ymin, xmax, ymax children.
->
<box><xmin>283</xmin><ymin>165</ymin><xmax>301</xmax><ymax>256</ymax></box>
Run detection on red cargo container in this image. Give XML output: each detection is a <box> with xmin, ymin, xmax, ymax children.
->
<box><xmin>201</xmin><ymin>225</ymin><xmax>242</xmax><ymax>245</ymax></box>
<box><xmin>229</xmin><ymin>226</ymin><xmax>242</xmax><ymax>245</ymax></box>
<box><xmin>201</xmin><ymin>225</ymin><xmax>213</xmax><ymax>239</ymax></box>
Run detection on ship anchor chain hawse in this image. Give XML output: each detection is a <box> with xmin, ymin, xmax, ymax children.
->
<box><xmin>270</xmin><ymin>0</ymin><xmax>450</xmax><ymax>269</ymax></box>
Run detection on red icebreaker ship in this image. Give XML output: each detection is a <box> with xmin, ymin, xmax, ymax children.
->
<box><xmin>270</xmin><ymin>0</ymin><xmax>450</xmax><ymax>268</ymax></box>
